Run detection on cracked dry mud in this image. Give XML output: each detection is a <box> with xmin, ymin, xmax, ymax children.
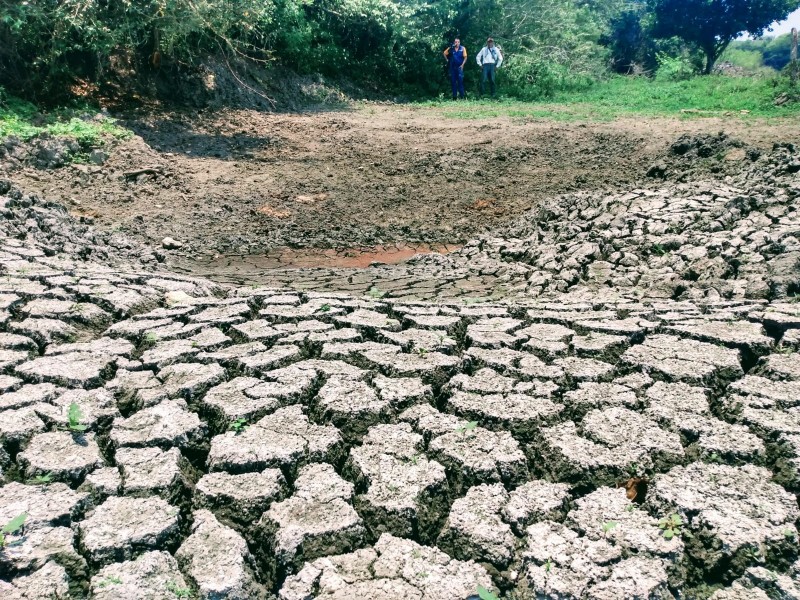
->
<box><xmin>0</xmin><ymin>141</ymin><xmax>800</xmax><ymax>600</ymax></box>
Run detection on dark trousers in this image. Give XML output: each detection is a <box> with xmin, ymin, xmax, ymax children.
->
<box><xmin>450</xmin><ymin>67</ymin><xmax>465</xmax><ymax>99</ymax></box>
<box><xmin>481</xmin><ymin>63</ymin><xmax>497</xmax><ymax>97</ymax></box>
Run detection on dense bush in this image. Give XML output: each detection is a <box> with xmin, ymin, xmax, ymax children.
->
<box><xmin>1</xmin><ymin>0</ymin><xmax>794</xmax><ymax>104</ymax></box>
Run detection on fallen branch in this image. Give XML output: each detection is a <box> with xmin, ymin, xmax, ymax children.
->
<box><xmin>123</xmin><ymin>167</ymin><xmax>164</xmax><ymax>179</ymax></box>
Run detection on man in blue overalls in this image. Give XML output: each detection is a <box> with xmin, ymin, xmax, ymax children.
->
<box><xmin>443</xmin><ymin>38</ymin><xmax>467</xmax><ymax>100</ymax></box>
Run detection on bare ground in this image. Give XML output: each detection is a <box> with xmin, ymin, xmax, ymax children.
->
<box><xmin>9</xmin><ymin>105</ymin><xmax>800</xmax><ymax>275</ymax></box>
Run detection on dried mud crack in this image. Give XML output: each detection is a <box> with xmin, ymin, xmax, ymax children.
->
<box><xmin>0</xmin><ymin>140</ymin><xmax>799</xmax><ymax>599</ymax></box>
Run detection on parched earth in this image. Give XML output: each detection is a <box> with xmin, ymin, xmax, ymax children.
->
<box><xmin>0</xmin><ymin>130</ymin><xmax>799</xmax><ymax>599</ymax></box>
<box><xmin>4</xmin><ymin>106</ymin><xmax>800</xmax><ymax>269</ymax></box>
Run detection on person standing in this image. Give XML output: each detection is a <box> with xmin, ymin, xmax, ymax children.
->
<box><xmin>443</xmin><ymin>38</ymin><xmax>467</xmax><ymax>100</ymax></box>
<box><xmin>476</xmin><ymin>38</ymin><xmax>503</xmax><ymax>98</ymax></box>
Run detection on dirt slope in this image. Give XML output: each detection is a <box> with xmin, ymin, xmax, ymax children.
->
<box><xmin>5</xmin><ymin>106</ymin><xmax>798</xmax><ymax>266</ymax></box>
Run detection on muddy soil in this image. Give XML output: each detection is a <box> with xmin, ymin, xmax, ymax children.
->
<box><xmin>8</xmin><ymin>105</ymin><xmax>800</xmax><ymax>275</ymax></box>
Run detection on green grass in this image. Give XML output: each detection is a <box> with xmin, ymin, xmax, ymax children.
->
<box><xmin>0</xmin><ymin>90</ymin><xmax>131</xmax><ymax>145</ymax></box>
<box><xmin>413</xmin><ymin>75</ymin><xmax>800</xmax><ymax>121</ymax></box>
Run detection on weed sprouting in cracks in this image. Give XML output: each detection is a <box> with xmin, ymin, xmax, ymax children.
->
<box><xmin>318</xmin><ymin>303</ymin><xmax>331</xmax><ymax>313</ymax></box>
<box><xmin>602</xmin><ymin>521</ymin><xmax>618</xmax><ymax>536</ymax></box>
<box><xmin>228</xmin><ymin>418</ymin><xmax>249</xmax><ymax>434</ymax></box>
<box><xmin>68</xmin><ymin>402</ymin><xmax>87</xmax><ymax>432</ymax></box>
<box><xmin>0</xmin><ymin>512</ymin><xmax>27</xmax><ymax>548</ymax></box>
<box><xmin>658</xmin><ymin>513</ymin><xmax>684</xmax><ymax>540</ymax></box>
<box><xmin>477</xmin><ymin>585</ymin><xmax>500</xmax><ymax>600</ymax></box>
<box><xmin>367</xmin><ymin>286</ymin><xmax>386</xmax><ymax>299</ymax></box>
<box><xmin>741</xmin><ymin>546</ymin><xmax>765</xmax><ymax>564</ymax></box>
<box><xmin>28</xmin><ymin>473</ymin><xmax>53</xmax><ymax>485</ymax></box>
<box><xmin>456</xmin><ymin>421</ymin><xmax>479</xmax><ymax>434</ymax></box>
<box><xmin>166</xmin><ymin>580</ymin><xmax>193</xmax><ymax>598</ymax></box>
<box><xmin>97</xmin><ymin>575</ymin><xmax>122</xmax><ymax>587</ymax></box>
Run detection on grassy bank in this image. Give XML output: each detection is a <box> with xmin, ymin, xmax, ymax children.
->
<box><xmin>0</xmin><ymin>91</ymin><xmax>131</xmax><ymax>145</ymax></box>
<box><xmin>418</xmin><ymin>75</ymin><xmax>800</xmax><ymax>121</ymax></box>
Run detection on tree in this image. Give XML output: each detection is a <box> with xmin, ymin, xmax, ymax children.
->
<box><xmin>602</xmin><ymin>8</ymin><xmax>648</xmax><ymax>73</ymax></box>
<box><xmin>763</xmin><ymin>33</ymin><xmax>794</xmax><ymax>70</ymax></box>
<box><xmin>648</xmin><ymin>0</ymin><xmax>800</xmax><ymax>74</ymax></box>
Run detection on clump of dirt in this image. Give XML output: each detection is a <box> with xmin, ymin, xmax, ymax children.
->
<box><xmin>646</xmin><ymin>132</ymin><xmax>761</xmax><ymax>181</ymax></box>
<box><xmin>0</xmin><ymin>135</ymin><xmax>106</xmax><ymax>170</ymax></box>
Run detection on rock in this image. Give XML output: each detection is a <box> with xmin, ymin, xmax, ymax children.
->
<box><xmin>195</xmin><ymin>469</ymin><xmax>287</xmax><ymax>524</ymax></box>
<box><xmin>176</xmin><ymin>509</ymin><xmax>266</xmax><ymax>598</ymax></box>
<box><xmin>437</xmin><ymin>483</ymin><xmax>516</xmax><ymax>569</ymax></box>
<box><xmin>161</xmin><ymin>237</ymin><xmax>183</xmax><ymax>250</ymax></box>
<box><xmin>77</xmin><ymin>496</ymin><xmax>181</xmax><ymax>566</ymax></box>
<box><xmin>260</xmin><ymin>463</ymin><xmax>366</xmax><ymax>573</ymax></box>
<box><xmin>88</xmin><ymin>149</ymin><xmax>109</xmax><ymax>165</ymax></box>
<box><xmin>207</xmin><ymin>405</ymin><xmax>342</xmax><ymax>475</ymax></box>
<box><xmin>503</xmin><ymin>480</ymin><xmax>572</xmax><ymax>535</ymax></box>
<box><xmin>429</xmin><ymin>425</ymin><xmax>529</xmax><ymax>491</ymax></box>
<box><xmin>648</xmin><ymin>462</ymin><xmax>799</xmax><ymax>576</ymax></box>
<box><xmin>278</xmin><ymin>533</ymin><xmax>494</xmax><ymax>600</ymax></box>
<box><xmin>18</xmin><ymin>431</ymin><xmax>104</xmax><ymax>485</ymax></box>
<box><xmin>344</xmin><ymin>423</ymin><xmax>448</xmax><ymax>543</ymax></box>
<box><xmin>90</xmin><ymin>551</ymin><xmax>189</xmax><ymax>600</ymax></box>
<box><xmin>0</xmin><ymin>482</ymin><xmax>90</xmax><ymax>530</ymax></box>
<box><xmin>116</xmin><ymin>447</ymin><xmax>188</xmax><ymax>501</ymax></box>
<box><xmin>111</xmin><ymin>399</ymin><xmax>206</xmax><ymax>451</ymax></box>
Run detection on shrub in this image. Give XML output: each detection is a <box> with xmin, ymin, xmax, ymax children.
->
<box><xmin>655</xmin><ymin>51</ymin><xmax>696</xmax><ymax>81</ymax></box>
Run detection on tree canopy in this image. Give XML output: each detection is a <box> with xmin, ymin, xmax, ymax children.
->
<box><xmin>648</xmin><ymin>0</ymin><xmax>800</xmax><ymax>73</ymax></box>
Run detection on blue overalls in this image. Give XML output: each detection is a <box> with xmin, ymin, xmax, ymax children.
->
<box><xmin>448</xmin><ymin>45</ymin><xmax>467</xmax><ymax>99</ymax></box>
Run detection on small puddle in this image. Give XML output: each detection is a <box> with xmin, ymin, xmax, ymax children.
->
<box><xmin>179</xmin><ymin>243</ymin><xmax>462</xmax><ymax>273</ymax></box>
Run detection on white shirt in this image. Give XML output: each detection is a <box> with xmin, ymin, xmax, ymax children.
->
<box><xmin>476</xmin><ymin>46</ymin><xmax>503</xmax><ymax>67</ymax></box>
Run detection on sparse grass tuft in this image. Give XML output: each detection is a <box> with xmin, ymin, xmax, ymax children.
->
<box><xmin>68</xmin><ymin>402</ymin><xmax>87</xmax><ymax>432</ymax></box>
<box><xmin>0</xmin><ymin>512</ymin><xmax>27</xmax><ymax>548</ymax></box>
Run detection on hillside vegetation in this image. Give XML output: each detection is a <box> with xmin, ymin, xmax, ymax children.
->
<box><xmin>1</xmin><ymin>0</ymin><xmax>798</xmax><ymax>106</ymax></box>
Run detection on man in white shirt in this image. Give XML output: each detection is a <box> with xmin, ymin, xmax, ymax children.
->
<box><xmin>476</xmin><ymin>38</ymin><xmax>503</xmax><ymax>98</ymax></box>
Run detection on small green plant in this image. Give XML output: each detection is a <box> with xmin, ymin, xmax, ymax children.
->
<box><xmin>456</xmin><ymin>421</ymin><xmax>479</xmax><ymax>434</ymax></box>
<box><xmin>741</xmin><ymin>546</ymin><xmax>765</xmax><ymax>564</ymax></box>
<box><xmin>166</xmin><ymin>580</ymin><xmax>193</xmax><ymax>598</ymax></box>
<box><xmin>143</xmin><ymin>332</ymin><xmax>159</xmax><ymax>344</ymax></box>
<box><xmin>367</xmin><ymin>286</ymin><xmax>386</xmax><ymax>299</ymax></box>
<box><xmin>97</xmin><ymin>575</ymin><xmax>122</xmax><ymax>587</ymax></box>
<box><xmin>658</xmin><ymin>513</ymin><xmax>683</xmax><ymax>540</ymax></box>
<box><xmin>68</xmin><ymin>402</ymin><xmax>87</xmax><ymax>432</ymax></box>
<box><xmin>602</xmin><ymin>521</ymin><xmax>618</xmax><ymax>535</ymax></box>
<box><xmin>651</xmin><ymin>244</ymin><xmax>668</xmax><ymax>256</ymax></box>
<box><xmin>0</xmin><ymin>513</ymin><xmax>27</xmax><ymax>548</ymax></box>
<box><xmin>783</xmin><ymin>528</ymin><xmax>797</xmax><ymax>539</ymax></box>
<box><xmin>544</xmin><ymin>558</ymin><xmax>553</xmax><ymax>572</ymax></box>
<box><xmin>318</xmin><ymin>303</ymin><xmax>331</xmax><ymax>313</ymax></box>
<box><xmin>477</xmin><ymin>586</ymin><xmax>500</xmax><ymax>600</ymax></box>
<box><xmin>417</xmin><ymin>347</ymin><xmax>429</xmax><ymax>358</ymax></box>
<box><xmin>228</xmin><ymin>418</ymin><xmax>248</xmax><ymax>434</ymax></box>
<box><xmin>28</xmin><ymin>473</ymin><xmax>53</xmax><ymax>485</ymax></box>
